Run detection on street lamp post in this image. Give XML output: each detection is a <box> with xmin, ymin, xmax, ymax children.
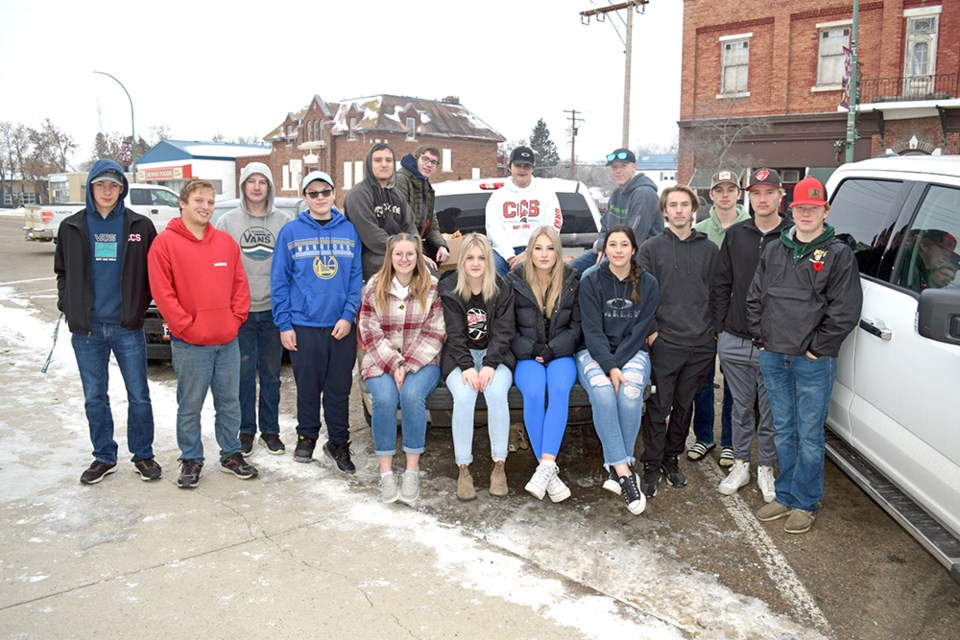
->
<box><xmin>93</xmin><ymin>70</ymin><xmax>136</xmax><ymax>176</ymax></box>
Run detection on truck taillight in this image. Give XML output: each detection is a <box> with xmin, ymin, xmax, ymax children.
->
<box><xmin>479</xmin><ymin>182</ymin><xmax>505</xmax><ymax>191</ymax></box>
<box><xmin>41</xmin><ymin>210</ymin><xmax>54</xmax><ymax>223</ymax></box>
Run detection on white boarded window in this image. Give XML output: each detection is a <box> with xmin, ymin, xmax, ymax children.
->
<box><xmin>721</xmin><ymin>39</ymin><xmax>749</xmax><ymax>94</ymax></box>
<box><xmin>817</xmin><ymin>26</ymin><xmax>849</xmax><ymax>86</ymax></box>
<box><xmin>442</xmin><ymin>148</ymin><xmax>452</xmax><ymax>173</ymax></box>
<box><xmin>355</xmin><ymin>161</ymin><xmax>364</xmax><ymax>187</ymax></box>
<box><xmin>343</xmin><ymin>162</ymin><xmax>352</xmax><ymax>189</ymax></box>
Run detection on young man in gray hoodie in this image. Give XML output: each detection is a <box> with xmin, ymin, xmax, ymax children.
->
<box><xmin>570</xmin><ymin>147</ymin><xmax>662</xmax><ymax>277</ymax></box>
<box><xmin>216</xmin><ymin>162</ymin><xmax>293</xmax><ymax>456</ymax></box>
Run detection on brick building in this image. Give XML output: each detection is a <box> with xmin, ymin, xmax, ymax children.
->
<box><xmin>251</xmin><ymin>94</ymin><xmax>504</xmax><ymax>206</ymax></box>
<box><xmin>679</xmin><ymin>0</ymin><xmax>960</xmax><ymax>193</ymax></box>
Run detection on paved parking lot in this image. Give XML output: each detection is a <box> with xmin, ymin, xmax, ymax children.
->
<box><xmin>1</xmin><ymin>214</ymin><xmax>958</xmax><ymax>639</ymax></box>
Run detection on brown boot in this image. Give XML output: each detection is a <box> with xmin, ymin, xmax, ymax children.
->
<box><xmin>489</xmin><ymin>460</ymin><xmax>508</xmax><ymax>497</ymax></box>
<box><xmin>457</xmin><ymin>464</ymin><xmax>476</xmax><ymax>501</ymax></box>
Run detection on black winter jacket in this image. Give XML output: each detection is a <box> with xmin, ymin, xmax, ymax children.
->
<box><xmin>711</xmin><ymin>216</ymin><xmax>789</xmax><ymax>340</ymax></box>
<box><xmin>746</xmin><ymin>228</ymin><xmax>862</xmax><ymax>358</ymax></box>
<box><xmin>637</xmin><ymin>228</ymin><xmax>718</xmax><ymax>346</ymax></box>
<box><xmin>506</xmin><ymin>264</ymin><xmax>581</xmax><ymax>362</ymax></box>
<box><xmin>439</xmin><ymin>271</ymin><xmax>516</xmax><ymax>377</ymax></box>
<box><xmin>54</xmin><ymin>208</ymin><xmax>157</xmax><ymax>335</ymax></box>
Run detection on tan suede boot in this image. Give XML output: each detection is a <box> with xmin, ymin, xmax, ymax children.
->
<box><xmin>457</xmin><ymin>464</ymin><xmax>476</xmax><ymax>501</ymax></box>
<box><xmin>489</xmin><ymin>460</ymin><xmax>508</xmax><ymax>497</ymax></box>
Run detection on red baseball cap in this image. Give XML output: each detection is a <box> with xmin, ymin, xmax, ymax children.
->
<box><xmin>790</xmin><ymin>176</ymin><xmax>828</xmax><ymax>207</ymax></box>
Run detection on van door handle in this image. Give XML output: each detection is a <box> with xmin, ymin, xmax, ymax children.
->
<box><xmin>859</xmin><ymin>319</ymin><xmax>892</xmax><ymax>341</ymax></box>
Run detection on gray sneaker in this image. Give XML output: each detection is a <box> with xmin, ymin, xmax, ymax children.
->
<box><xmin>399</xmin><ymin>470</ymin><xmax>421</xmax><ymax>504</ymax></box>
<box><xmin>380</xmin><ymin>473</ymin><xmax>400</xmax><ymax>504</ymax></box>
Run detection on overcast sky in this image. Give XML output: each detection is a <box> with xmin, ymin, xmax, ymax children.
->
<box><xmin>0</xmin><ymin>0</ymin><xmax>682</xmax><ymax>168</ymax></box>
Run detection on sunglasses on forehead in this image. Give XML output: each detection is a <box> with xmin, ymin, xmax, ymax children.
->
<box><xmin>606</xmin><ymin>151</ymin><xmax>632</xmax><ymax>162</ymax></box>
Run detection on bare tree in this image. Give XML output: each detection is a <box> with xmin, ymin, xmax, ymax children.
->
<box><xmin>149</xmin><ymin>124</ymin><xmax>172</xmax><ymax>143</ymax></box>
<box><xmin>233</xmin><ymin>134</ymin><xmax>263</xmax><ymax>145</ymax></box>
<box><xmin>682</xmin><ymin>99</ymin><xmax>771</xmax><ymax>176</ymax></box>
<box><xmin>6</xmin><ymin>125</ymin><xmax>33</xmax><ymax>205</ymax></box>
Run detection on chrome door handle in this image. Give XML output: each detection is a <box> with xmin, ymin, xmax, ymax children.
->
<box><xmin>859</xmin><ymin>319</ymin><xmax>892</xmax><ymax>341</ymax></box>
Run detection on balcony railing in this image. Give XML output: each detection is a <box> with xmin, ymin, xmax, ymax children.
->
<box><xmin>860</xmin><ymin>73</ymin><xmax>960</xmax><ymax>104</ymax></box>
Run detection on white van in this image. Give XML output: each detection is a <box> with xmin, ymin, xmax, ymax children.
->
<box><xmin>824</xmin><ymin>156</ymin><xmax>960</xmax><ymax>582</ymax></box>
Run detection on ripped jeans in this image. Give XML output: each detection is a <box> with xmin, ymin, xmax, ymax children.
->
<box><xmin>576</xmin><ymin>348</ymin><xmax>651</xmax><ymax>467</ymax></box>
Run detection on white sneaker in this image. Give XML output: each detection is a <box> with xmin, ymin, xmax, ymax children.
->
<box><xmin>718</xmin><ymin>459</ymin><xmax>750</xmax><ymax>495</ymax></box>
<box><xmin>757</xmin><ymin>465</ymin><xmax>776</xmax><ymax>503</ymax></box>
<box><xmin>525</xmin><ymin>461</ymin><xmax>555</xmax><ymax>500</ymax></box>
<box><xmin>546</xmin><ymin>466</ymin><xmax>572</xmax><ymax>503</ymax></box>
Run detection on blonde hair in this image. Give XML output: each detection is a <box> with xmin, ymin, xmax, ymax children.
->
<box><xmin>522</xmin><ymin>226</ymin><xmax>564</xmax><ymax>318</ymax></box>
<box><xmin>372</xmin><ymin>234</ymin><xmax>432</xmax><ymax>312</ymax></box>
<box><xmin>455</xmin><ymin>233</ymin><xmax>498</xmax><ymax>302</ymax></box>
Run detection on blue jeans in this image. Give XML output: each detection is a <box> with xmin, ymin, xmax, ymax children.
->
<box><xmin>568</xmin><ymin>249</ymin><xmax>599</xmax><ymax>278</ymax></box>
<box><xmin>445</xmin><ymin>349</ymin><xmax>513</xmax><ymax>464</ymax></box>
<box><xmin>170</xmin><ymin>337</ymin><xmax>242</xmax><ymax>462</ymax></box>
<box><xmin>514</xmin><ymin>357</ymin><xmax>576</xmax><ymax>460</ymax></box>
<box><xmin>71</xmin><ymin>324</ymin><xmax>155</xmax><ymax>463</ymax></box>
<box><xmin>576</xmin><ymin>348</ymin><xmax>651</xmax><ymax>467</ymax></box>
<box><xmin>692</xmin><ymin>361</ymin><xmax>733</xmax><ymax>448</ymax></box>
<box><xmin>493</xmin><ymin>246</ymin><xmax>526</xmax><ymax>276</ymax></box>
<box><xmin>365</xmin><ymin>365</ymin><xmax>441</xmax><ymax>456</ymax></box>
<box><xmin>759</xmin><ymin>351</ymin><xmax>837</xmax><ymax>513</ymax></box>
<box><xmin>238</xmin><ymin>310</ymin><xmax>283</xmax><ymax>435</ymax></box>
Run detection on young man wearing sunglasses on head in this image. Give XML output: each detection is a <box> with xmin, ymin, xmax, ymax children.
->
<box><xmin>271</xmin><ymin>171</ymin><xmax>363</xmax><ymax>474</ymax></box>
<box><xmin>570</xmin><ymin>147</ymin><xmax>661</xmax><ymax>277</ymax></box>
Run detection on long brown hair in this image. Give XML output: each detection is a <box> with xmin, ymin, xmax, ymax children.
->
<box><xmin>522</xmin><ymin>226</ymin><xmax>564</xmax><ymax>318</ymax></box>
<box><xmin>604</xmin><ymin>224</ymin><xmax>642</xmax><ymax>304</ymax></box>
<box><xmin>372</xmin><ymin>233</ymin><xmax>432</xmax><ymax>312</ymax></box>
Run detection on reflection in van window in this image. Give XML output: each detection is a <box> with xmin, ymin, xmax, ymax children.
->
<box><xmin>828</xmin><ymin>178</ymin><xmax>905</xmax><ymax>279</ymax></box>
<box><xmin>893</xmin><ymin>185</ymin><xmax>960</xmax><ymax>292</ymax></box>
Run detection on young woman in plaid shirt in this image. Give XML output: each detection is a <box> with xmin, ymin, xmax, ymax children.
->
<box><xmin>359</xmin><ymin>234</ymin><xmax>445</xmax><ymax>504</ymax></box>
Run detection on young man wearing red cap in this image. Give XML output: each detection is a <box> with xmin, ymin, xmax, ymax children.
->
<box><xmin>712</xmin><ymin>168</ymin><xmax>788</xmax><ymax>503</ymax></box>
<box><xmin>747</xmin><ymin>176</ymin><xmax>862</xmax><ymax>533</ymax></box>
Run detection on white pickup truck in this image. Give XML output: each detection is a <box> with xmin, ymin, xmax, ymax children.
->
<box><xmin>22</xmin><ymin>183</ymin><xmax>181</xmax><ymax>242</ymax></box>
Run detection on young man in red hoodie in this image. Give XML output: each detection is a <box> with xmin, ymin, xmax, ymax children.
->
<box><xmin>148</xmin><ymin>178</ymin><xmax>258</xmax><ymax>488</ymax></box>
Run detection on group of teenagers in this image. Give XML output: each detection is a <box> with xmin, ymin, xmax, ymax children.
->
<box><xmin>59</xmin><ymin>142</ymin><xmax>861</xmax><ymax>535</ymax></box>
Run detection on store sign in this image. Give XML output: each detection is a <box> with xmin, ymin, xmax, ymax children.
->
<box><xmin>138</xmin><ymin>165</ymin><xmax>193</xmax><ymax>182</ymax></box>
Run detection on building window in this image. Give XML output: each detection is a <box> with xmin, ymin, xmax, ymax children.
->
<box><xmin>348</xmin><ymin>117</ymin><xmax>358</xmax><ymax>141</ymax></box>
<box><xmin>720</xmin><ymin>37</ymin><xmax>750</xmax><ymax>95</ymax></box>
<box><xmin>343</xmin><ymin>161</ymin><xmax>352</xmax><ymax>189</ymax></box>
<box><xmin>442</xmin><ymin>148</ymin><xmax>452</xmax><ymax>173</ymax></box>
<box><xmin>817</xmin><ymin>26</ymin><xmax>849</xmax><ymax>86</ymax></box>
<box><xmin>406</xmin><ymin>117</ymin><xmax>417</xmax><ymax>140</ymax></box>
<box><xmin>904</xmin><ymin>13</ymin><xmax>938</xmax><ymax>97</ymax></box>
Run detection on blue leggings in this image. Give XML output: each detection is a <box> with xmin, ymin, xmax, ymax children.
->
<box><xmin>514</xmin><ymin>357</ymin><xmax>577</xmax><ymax>459</ymax></box>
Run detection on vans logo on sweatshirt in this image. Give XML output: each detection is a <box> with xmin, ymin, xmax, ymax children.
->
<box><xmin>239</xmin><ymin>226</ymin><xmax>276</xmax><ymax>261</ymax></box>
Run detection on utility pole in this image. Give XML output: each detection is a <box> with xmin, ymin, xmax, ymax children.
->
<box><xmin>844</xmin><ymin>0</ymin><xmax>860</xmax><ymax>164</ymax></box>
<box><xmin>580</xmin><ymin>1</ymin><xmax>649</xmax><ymax>148</ymax></box>
<box><xmin>565</xmin><ymin>109</ymin><xmax>582</xmax><ymax>179</ymax></box>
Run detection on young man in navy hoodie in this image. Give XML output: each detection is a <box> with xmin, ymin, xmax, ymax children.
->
<box><xmin>148</xmin><ymin>178</ymin><xmax>258</xmax><ymax>488</ymax></box>
<box><xmin>271</xmin><ymin>171</ymin><xmax>363</xmax><ymax>473</ymax></box>
<box><xmin>56</xmin><ymin>159</ymin><xmax>160</xmax><ymax>485</ymax></box>
<box><xmin>637</xmin><ymin>185</ymin><xmax>719</xmax><ymax>497</ymax></box>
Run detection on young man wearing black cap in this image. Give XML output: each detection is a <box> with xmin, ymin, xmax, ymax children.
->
<box><xmin>485</xmin><ymin>145</ymin><xmax>562</xmax><ymax>276</ymax></box>
<box><xmin>569</xmin><ymin>148</ymin><xmax>661</xmax><ymax>277</ymax></box>
<box><xmin>688</xmin><ymin>170</ymin><xmax>750</xmax><ymax>467</ymax></box>
<box><xmin>55</xmin><ymin>158</ymin><xmax>160</xmax><ymax>485</ymax></box>
<box><xmin>712</xmin><ymin>168</ymin><xmax>788</xmax><ymax>503</ymax></box>
<box><xmin>748</xmin><ymin>176</ymin><xmax>862</xmax><ymax>533</ymax></box>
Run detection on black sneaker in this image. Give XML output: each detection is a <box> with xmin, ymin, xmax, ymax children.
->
<box><xmin>323</xmin><ymin>440</ymin><xmax>356</xmax><ymax>474</ymax></box>
<box><xmin>660</xmin><ymin>455</ymin><xmax>687</xmax><ymax>488</ymax></box>
<box><xmin>133</xmin><ymin>458</ymin><xmax>162</xmax><ymax>481</ymax></box>
<box><xmin>178</xmin><ymin>460</ymin><xmax>203</xmax><ymax>489</ymax></box>
<box><xmin>80</xmin><ymin>460</ymin><xmax>117</xmax><ymax>485</ymax></box>
<box><xmin>640</xmin><ymin>463</ymin><xmax>661</xmax><ymax>498</ymax></box>
<box><xmin>618</xmin><ymin>473</ymin><xmax>646</xmax><ymax>515</ymax></box>
<box><xmin>220</xmin><ymin>452</ymin><xmax>259</xmax><ymax>479</ymax></box>
<box><xmin>259</xmin><ymin>433</ymin><xmax>285</xmax><ymax>455</ymax></box>
<box><xmin>239</xmin><ymin>433</ymin><xmax>255</xmax><ymax>456</ymax></box>
<box><xmin>294</xmin><ymin>436</ymin><xmax>317</xmax><ymax>463</ymax></box>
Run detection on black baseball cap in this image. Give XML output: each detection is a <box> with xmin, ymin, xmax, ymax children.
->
<box><xmin>606</xmin><ymin>148</ymin><xmax>637</xmax><ymax>165</ymax></box>
<box><xmin>509</xmin><ymin>146</ymin><xmax>535</xmax><ymax>166</ymax></box>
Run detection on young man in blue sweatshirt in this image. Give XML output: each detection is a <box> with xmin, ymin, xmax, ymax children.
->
<box><xmin>55</xmin><ymin>159</ymin><xmax>160</xmax><ymax>485</ymax></box>
<box><xmin>271</xmin><ymin>171</ymin><xmax>363</xmax><ymax>473</ymax></box>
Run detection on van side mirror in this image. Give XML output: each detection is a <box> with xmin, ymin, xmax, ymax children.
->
<box><xmin>917</xmin><ymin>288</ymin><xmax>960</xmax><ymax>346</ymax></box>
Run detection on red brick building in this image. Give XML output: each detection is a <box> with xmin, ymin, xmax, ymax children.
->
<box><xmin>679</xmin><ymin>0</ymin><xmax>960</xmax><ymax>190</ymax></box>
<box><xmin>245</xmin><ymin>95</ymin><xmax>504</xmax><ymax>206</ymax></box>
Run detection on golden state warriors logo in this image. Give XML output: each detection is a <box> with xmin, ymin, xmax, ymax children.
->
<box><xmin>313</xmin><ymin>255</ymin><xmax>338</xmax><ymax>279</ymax></box>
